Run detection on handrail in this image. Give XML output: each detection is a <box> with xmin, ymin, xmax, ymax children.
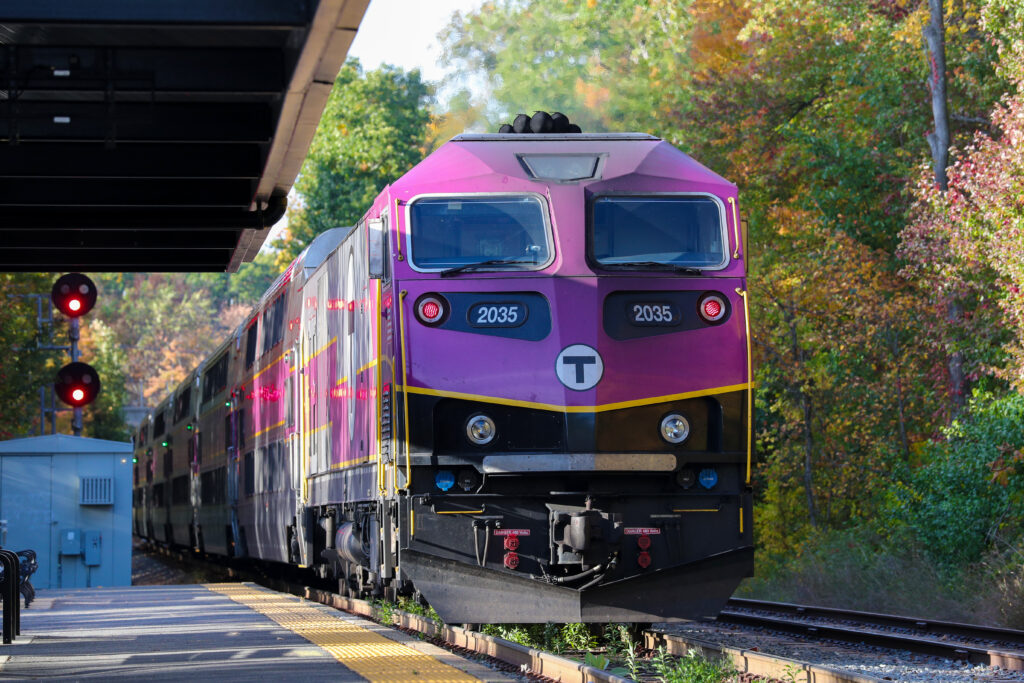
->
<box><xmin>375</xmin><ymin>282</ymin><xmax>386</xmax><ymax>495</ymax></box>
<box><xmin>728</xmin><ymin>196</ymin><xmax>741</xmax><ymax>260</ymax></box>
<box><xmin>735</xmin><ymin>288</ymin><xmax>753</xmax><ymax>484</ymax></box>
<box><xmin>397</xmin><ymin>290</ymin><xmax>411</xmax><ymax>492</ymax></box>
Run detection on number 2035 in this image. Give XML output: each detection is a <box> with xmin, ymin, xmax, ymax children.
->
<box><xmin>630</xmin><ymin>303</ymin><xmax>679</xmax><ymax>326</ymax></box>
<box><xmin>470</xmin><ymin>303</ymin><xmax>526</xmax><ymax>327</ymax></box>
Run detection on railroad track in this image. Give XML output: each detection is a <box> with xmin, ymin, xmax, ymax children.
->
<box><xmin>140</xmin><ymin>542</ymin><xmax>888</xmax><ymax>682</ymax></box>
<box><xmin>720</xmin><ymin>597</ymin><xmax>1024</xmax><ymax>672</ymax></box>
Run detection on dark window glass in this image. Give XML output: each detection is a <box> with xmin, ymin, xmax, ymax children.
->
<box><xmin>225</xmin><ymin>414</ymin><xmax>232</xmax><ymax>452</ymax></box>
<box><xmin>153</xmin><ymin>411</ymin><xmax>166</xmax><ymax>438</ymax></box>
<box><xmin>273</xmin><ymin>295</ymin><xmax>285</xmax><ymax>347</ymax></box>
<box><xmin>202</xmin><ymin>354</ymin><xmax>228</xmax><ymax>404</ymax></box>
<box><xmin>244</xmin><ymin>450</ymin><xmax>254</xmax><ymax>496</ymax></box>
<box><xmin>153</xmin><ymin>483</ymin><xmax>164</xmax><ymax>507</ymax></box>
<box><xmin>163</xmin><ymin>450</ymin><xmax>173</xmax><ymax>477</ymax></box>
<box><xmin>245</xmin><ymin>322</ymin><xmax>258</xmax><ymax>369</ymax></box>
<box><xmin>410</xmin><ymin>196</ymin><xmax>550</xmax><ymax>270</ymax></box>
<box><xmin>200</xmin><ymin>467</ymin><xmax>227</xmax><ymax>505</ymax></box>
<box><xmin>590</xmin><ymin>196</ymin><xmax>726</xmax><ymax>269</ymax></box>
<box><xmin>172</xmin><ymin>475</ymin><xmax>189</xmax><ymax>505</ymax></box>
<box><xmin>261</xmin><ymin>295</ymin><xmax>286</xmax><ymax>354</ymax></box>
<box><xmin>174</xmin><ymin>387</ymin><xmax>191</xmax><ymax>423</ymax></box>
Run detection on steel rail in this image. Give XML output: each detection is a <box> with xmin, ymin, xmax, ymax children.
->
<box><xmin>728</xmin><ymin>597</ymin><xmax>1024</xmax><ymax>646</ymax></box>
<box><xmin>722</xmin><ymin>598</ymin><xmax>1024</xmax><ymax>671</ymax></box>
<box><xmin>643</xmin><ymin>629</ymin><xmax>885</xmax><ymax>683</ymax></box>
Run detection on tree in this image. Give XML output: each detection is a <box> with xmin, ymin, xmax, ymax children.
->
<box><xmin>275</xmin><ymin>59</ymin><xmax>433</xmax><ymax>264</ymax></box>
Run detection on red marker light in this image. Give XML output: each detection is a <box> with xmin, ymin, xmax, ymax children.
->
<box><xmin>637</xmin><ymin>535</ymin><xmax>652</xmax><ymax>550</ymax></box>
<box><xmin>415</xmin><ymin>295</ymin><xmax>447</xmax><ymax>325</ymax></box>
<box><xmin>698</xmin><ymin>293</ymin><xmax>727</xmax><ymax>323</ymax></box>
<box><xmin>637</xmin><ymin>551</ymin><xmax>652</xmax><ymax>569</ymax></box>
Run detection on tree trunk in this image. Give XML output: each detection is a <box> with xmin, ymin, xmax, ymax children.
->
<box><xmin>802</xmin><ymin>390</ymin><xmax>818</xmax><ymax>528</ymax></box>
<box><xmin>924</xmin><ymin>0</ymin><xmax>950</xmax><ymax>191</ymax></box>
<box><xmin>924</xmin><ymin>0</ymin><xmax>965</xmax><ymax>415</ymax></box>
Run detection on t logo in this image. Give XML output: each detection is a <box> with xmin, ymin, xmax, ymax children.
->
<box><xmin>555</xmin><ymin>344</ymin><xmax>604</xmax><ymax>391</ymax></box>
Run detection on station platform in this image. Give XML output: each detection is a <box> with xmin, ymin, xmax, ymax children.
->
<box><xmin>0</xmin><ymin>583</ymin><xmax>509</xmax><ymax>681</ymax></box>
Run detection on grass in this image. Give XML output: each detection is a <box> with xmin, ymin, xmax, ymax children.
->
<box><xmin>738</xmin><ymin>528</ymin><xmax>1024</xmax><ymax>628</ymax></box>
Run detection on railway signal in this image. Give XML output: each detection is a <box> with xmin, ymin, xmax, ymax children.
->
<box><xmin>51</xmin><ymin>273</ymin><xmax>97</xmax><ymax>318</ymax></box>
<box><xmin>54</xmin><ymin>362</ymin><xmax>101</xmax><ymax>407</ymax></box>
<box><xmin>51</xmin><ymin>273</ymin><xmax>101</xmax><ymax>433</ymax></box>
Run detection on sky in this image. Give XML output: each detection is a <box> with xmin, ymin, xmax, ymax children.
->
<box><xmin>348</xmin><ymin>0</ymin><xmax>484</xmax><ymax>86</ymax></box>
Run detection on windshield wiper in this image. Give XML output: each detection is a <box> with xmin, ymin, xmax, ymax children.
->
<box><xmin>440</xmin><ymin>257</ymin><xmax>535</xmax><ymax>277</ymax></box>
<box><xmin>606</xmin><ymin>261</ymin><xmax>703</xmax><ymax>275</ymax></box>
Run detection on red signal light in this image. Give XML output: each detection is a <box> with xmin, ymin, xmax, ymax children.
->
<box><xmin>54</xmin><ymin>362</ymin><xmax>102</xmax><ymax>407</ymax></box>
<box><xmin>51</xmin><ymin>273</ymin><xmax>97</xmax><ymax>318</ymax></box>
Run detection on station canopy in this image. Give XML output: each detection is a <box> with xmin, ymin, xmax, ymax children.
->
<box><xmin>0</xmin><ymin>0</ymin><xmax>369</xmax><ymax>272</ymax></box>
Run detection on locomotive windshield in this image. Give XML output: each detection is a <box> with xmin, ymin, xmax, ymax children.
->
<box><xmin>409</xmin><ymin>195</ymin><xmax>551</xmax><ymax>271</ymax></box>
<box><xmin>590</xmin><ymin>195</ymin><xmax>727</xmax><ymax>270</ymax></box>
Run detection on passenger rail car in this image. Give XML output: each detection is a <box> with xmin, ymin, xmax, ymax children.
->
<box><xmin>134</xmin><ymin>129</ymin><xmax>754</xmax><ymax>623</ymax></box>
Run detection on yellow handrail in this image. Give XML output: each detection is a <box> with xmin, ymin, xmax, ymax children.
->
<box><xmin>395</xmin><ymin>199</ymin><xmax>403</xmax><ymax>261</ymax></box>
<box><xmin>375</xmin><ymin>282</ymin><xmax>385</xmax><ymax>494</ymax></box>
<box><xmin>398</xmin><ymin>290</ymin><xmax>411</xmax><ymax>492</ymax></box>
<box><xmin>728</xmin><ymin>196</ymin><xmax>741</xmax><ymax>260</ymax></box>
<box><xmin>735</xmin><ymin>288</ymin><xmax>753</xmax><ymax>484</ymax></box>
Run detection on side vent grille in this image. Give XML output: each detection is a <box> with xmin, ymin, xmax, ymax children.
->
<box><xmin>80</xmin><ymin>477</ymin><xmax>114</xmax><ymax>505</ymax></box>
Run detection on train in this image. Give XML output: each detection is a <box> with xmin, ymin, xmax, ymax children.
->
<box><xmin>133</xmin><ymin>117</ymin><xmax>754</xmax><ymax>623</ymax></box>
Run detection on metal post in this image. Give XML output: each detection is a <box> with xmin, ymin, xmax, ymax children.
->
<box><xmin>69</xmin><ymin>317</ymin><xmax>82</xmax><ymax>436</ymax></box>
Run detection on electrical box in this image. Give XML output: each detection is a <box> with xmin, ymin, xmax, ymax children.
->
<box><xmin>61</xmin><ymin>528</ymin><xmax>82</xmax><ymax>555</ymax></box>
<box><xmin>0</xmin><ymin>434</ymin><xmax>133</xmax><ymax>589</ymax></box>
<box><xmin>83</xmin><ymin>531</ymin><xmax>101</xmax><ymax>566</ymax></box>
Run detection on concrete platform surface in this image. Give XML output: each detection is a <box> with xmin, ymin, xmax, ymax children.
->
<box><xmin>0</xmin><ymin>584</ymin><xmax>507</xmax><ymax>681</ymax></box>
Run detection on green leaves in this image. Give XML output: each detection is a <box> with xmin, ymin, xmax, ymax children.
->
<box><xmin>278</xmin><ymin>60</ymin><xmax>432</xmax><ymax>263</ymax></box>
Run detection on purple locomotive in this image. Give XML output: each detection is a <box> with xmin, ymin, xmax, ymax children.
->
<box><xmin>133</xmin><ymin>122</ymin><xmax>754</xmax><ymax>623</ymax></box>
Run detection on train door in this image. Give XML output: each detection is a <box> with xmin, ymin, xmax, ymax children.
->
<box><xmin>226</xmin><ymin>405</ymin><xmax>240</xmax><ymax>557</ymax></box>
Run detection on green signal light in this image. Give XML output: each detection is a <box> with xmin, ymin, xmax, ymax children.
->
<box><xmin>186</xmin><ymin>424</ymin><xmax>193</xmax><ymax>431</ymax></box>
<box><xmin>132</xmin><ymin>457</ymin><xmax>138</xmax><ymax>463</ymax></box>
<box><xmin>161</xmin><ymin>440</ymin><xmax>169</xmax><ymax>447</ymax></box>
<box><xmin>225</xmin><ymin>401</ymin><xmax>231</xmax><ymax>407</ymax></box>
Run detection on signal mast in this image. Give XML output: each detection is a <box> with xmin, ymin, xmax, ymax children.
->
<box><xmin>50</xmin><ymin>273</ymin><xmax>101</xmax><ymax>436</ymax></box>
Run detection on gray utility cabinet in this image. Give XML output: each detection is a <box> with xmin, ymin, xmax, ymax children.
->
<box><xmin>0</xmin><ymin>435</ymin><xmax>132</xmax><ymax>589</ymax></box>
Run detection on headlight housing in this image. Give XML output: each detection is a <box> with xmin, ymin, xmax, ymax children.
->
<box><xmin>466</xmin><ymin>414</ymin><xmax>496</xmax><ymax>445</ymax></box>
<box><xmin>660</xmin><ymin>413</ymin><xmax>690</xmax><ymax>444</ymax></box>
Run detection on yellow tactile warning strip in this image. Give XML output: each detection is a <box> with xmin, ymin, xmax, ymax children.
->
<box><xmin>205</xmin><ymin>583</ymin><xmax>480</xmax><ymax>683</ymax></box>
